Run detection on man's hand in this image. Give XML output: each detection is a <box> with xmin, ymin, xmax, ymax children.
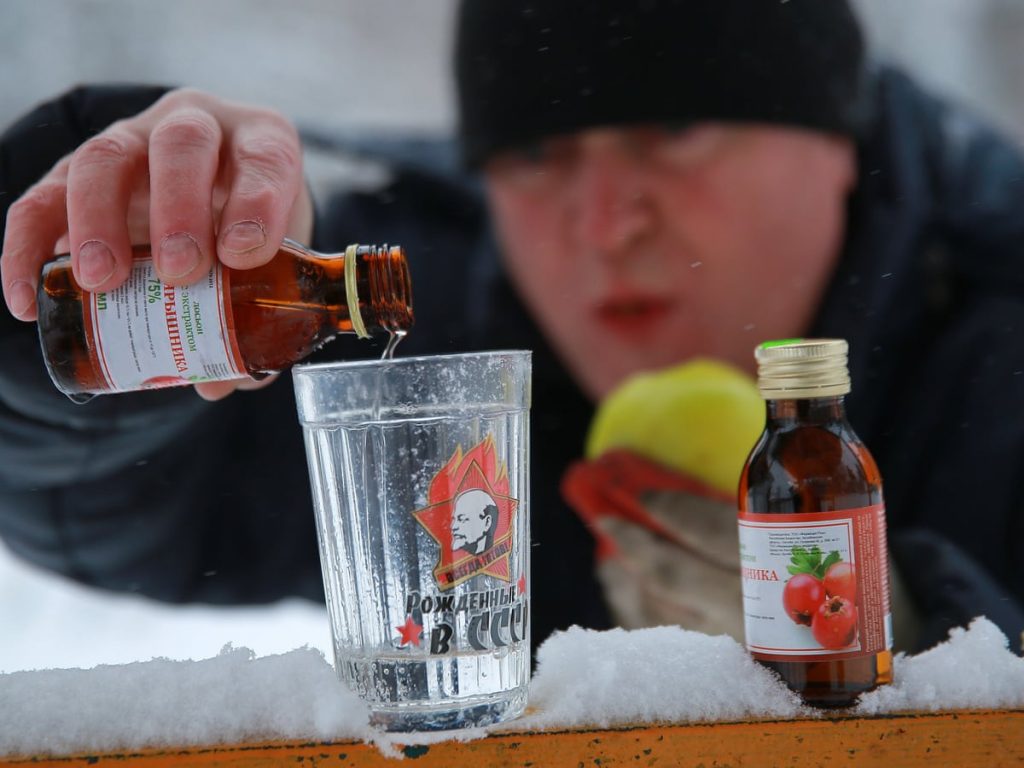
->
<box><xmin>0</xmin><ymin>87</ymin><xmax>314</xmax><ymax>400</ymax></box>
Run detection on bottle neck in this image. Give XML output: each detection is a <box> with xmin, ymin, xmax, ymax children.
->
<box><xmin>298</xmin><ymin>242</ymin><xmax>413</xmax><ymax>334</ymax></box>
<box><xmin>765</xmin><ymin>395</ymin><xmax>848</xmax><ymax>427</ymax></box>
<box><xmin>361</xmin><ymin>245</ymin><xmax>414</xmax><ymax>333</ymax></box>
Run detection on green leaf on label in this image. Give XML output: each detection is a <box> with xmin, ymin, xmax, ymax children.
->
<box><xmin>821</xmin><ymin>550</ymin><xmax>841</xmax><ymax>575</ymax></box>
<box><xmin>788</xmin><ymin>544</ymin><xmax>828</xmax><ymax>577</ymax></box>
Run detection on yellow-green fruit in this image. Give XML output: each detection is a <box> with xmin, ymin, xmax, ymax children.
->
<box><xmin>585</xmin><ymin>358</ymin><xmax>765</xmax><ymax>494</ymax></box>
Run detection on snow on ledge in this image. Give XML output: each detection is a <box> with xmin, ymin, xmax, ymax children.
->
<box><xmin>855</xmin><ymin>617</ymin><xmax>1024</xmax><ymax>714</ymax></box>
<box><xmin>515</xmin><ymin>617</ymin><xmax>1024</xmax><ymax>732</ymax></box>
<box><xmin>1</xmin><ymin>617</ymin><xmax>1022</xmax><ymax>758</ymax></box>
<box><xmin>516</xmin><ymin>624</ymin><xmax>809</xmax><ymax>730</ymax></box>
<box><xmin>0</xmin><ymin>645</ymin><xmax>369</xmax><ymax>757</ymax></box>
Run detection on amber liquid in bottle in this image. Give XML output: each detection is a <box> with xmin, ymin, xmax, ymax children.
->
<box><xmin>37</xmin><ymin>241</ymin><xmax>414</xmax><ymax>398</ymax></box>
<box><xmin>739</xmin><ymin>395</ymin><xmax>893</xmax><ymax>707</ymax></box>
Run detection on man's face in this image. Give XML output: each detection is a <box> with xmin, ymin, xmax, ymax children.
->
<box><xmin>451</xmin><ymin>489</ymin><xmax>496</xmax><ymax>552</ymax></box>
<box><xmin>484</xmin><ymin>124</ymin><xmax>856</xmax><ymax>400</ymax></box>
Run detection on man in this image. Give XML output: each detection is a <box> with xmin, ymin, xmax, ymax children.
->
<box><xmin>1</xmin><ymin>0</ymin><xmax>1022</xmax><ymax>653</ymax></box>
<box><xmin>452</xmin><ymin>490</ymin><xmax>499</xmax><ymax>557</ymax></box>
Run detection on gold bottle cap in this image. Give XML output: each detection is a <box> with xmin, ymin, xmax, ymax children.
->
<box><xmin>754</xmin><ymin>338</ymin><xmax>851</xmax><ymax>399</ymax></box>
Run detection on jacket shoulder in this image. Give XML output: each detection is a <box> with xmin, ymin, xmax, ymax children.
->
<box><xmin>863</xmin><ymin>67</ymin><xmax>1024</xmax><ymax>283</ymax></box>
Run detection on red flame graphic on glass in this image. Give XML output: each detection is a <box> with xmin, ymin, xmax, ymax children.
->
<box><xmin>413</xmin><ymin>434</ymin><xmax>518</xmax><ymax>590</ymax></box>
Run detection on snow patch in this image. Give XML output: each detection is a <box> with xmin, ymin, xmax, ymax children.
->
<box><xmin>0</xmin><ymin>645</ymin><xmax>368</xmax><ymax>758</ymax></box>
<box><xmin>1</xmin><ymin>617</ymin><xmax>1021</xmax><ymax>759</ymax></box>
<box><xmin>855</xmin><ymin>617</ymin><xmax>1024</xmax><ymax>714</ymax></box>
<box><xmin>511</xmin><ymin>624</ymin><xmax>810</xmax><ymax>730</ymax></box>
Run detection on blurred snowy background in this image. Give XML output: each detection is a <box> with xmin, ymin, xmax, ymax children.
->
<box><xmin>2</xmin><ymin>0</ymin><xmax>1024</xmax><ymax>673</ymax></box>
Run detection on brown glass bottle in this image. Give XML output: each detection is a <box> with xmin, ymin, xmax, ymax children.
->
<box><xmin>738</xmin><ymin>339</ymin><xmax>893</xmax><ymax>708</ymax></box>
<box><xmin>37</xmin><ymin>240</ymin><xmax>414</xmax><ymax>399</ymax></box>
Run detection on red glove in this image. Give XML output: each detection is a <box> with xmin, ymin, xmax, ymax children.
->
<box><xmin>562</xmin><ymin>450</ymin><xmax>744</xmax><ymax>638</ymax></box>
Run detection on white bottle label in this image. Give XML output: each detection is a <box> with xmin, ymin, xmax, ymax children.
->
<box><xmin>737</xmin><ymin>505</ymin><xmax>892</xmax><ymax>662</ymax></box>
<box><xmin>86</xmin><ymin>259</ymin><xmax>245</xmax><ymax>392</ymax></box>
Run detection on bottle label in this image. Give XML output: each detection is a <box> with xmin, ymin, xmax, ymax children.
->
<box><xmin>737</xmin><ymin>504</ymin><xmax>892</xmax><ymax>662</ymax></box>
<box><xmin>85</xmin><ymin>259</ymin><xmax>246</xmax><ymax>392</ymax></box>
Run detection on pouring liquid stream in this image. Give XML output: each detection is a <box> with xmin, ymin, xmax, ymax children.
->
<box><xmin>371</xmin><ymin>329</ymin><xmax>407</xmax><ymax>421</ymax></box>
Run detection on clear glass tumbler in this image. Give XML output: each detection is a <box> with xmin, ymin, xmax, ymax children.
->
<box><xmin>293</xmin><ymin>351</ymin><xmax>531</xmax><ymax>731</ymax></box>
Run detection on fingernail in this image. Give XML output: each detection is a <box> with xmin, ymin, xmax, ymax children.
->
<box><xmin>159</xmin><ymin>232</ymin><xmax>202</xmax><ymax>278</ymax></box>
<box><xmin>8</xmin><ymin>280</ymin><xmax>35</xmax><ymax>318</ymax></box>
<box><xmin>220</xmin><ymin>220</ymin><xmax>266</xmax><ymax>254</ymax></box>
<box><xmin>78</xmin><ymin>240</ymin><xmax>116</xmax><ymax>288</ymax></box>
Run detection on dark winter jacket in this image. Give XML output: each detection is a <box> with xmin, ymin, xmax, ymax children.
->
<box><xmin>1</xmin><ymin>70</ymin><xmax>1022</xmax><ymax>654</ymax></box>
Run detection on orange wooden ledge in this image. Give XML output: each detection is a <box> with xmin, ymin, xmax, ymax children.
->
<box><xmin>4</xmin><ymin>709</ymin><xmax>1022</xmax><ymax>767</ymax></box>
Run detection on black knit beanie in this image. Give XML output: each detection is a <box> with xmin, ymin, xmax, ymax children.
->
<box><xmin>455</xmin><ymin>0</ymin><xmax>869</xmax><ymax>167</ymax></box>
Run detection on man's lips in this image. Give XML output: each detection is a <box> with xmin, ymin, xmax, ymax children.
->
<box><xmin>593</xmin><ymin>296</ymin><xmax>674</xmax><ymax>336</ymax></box>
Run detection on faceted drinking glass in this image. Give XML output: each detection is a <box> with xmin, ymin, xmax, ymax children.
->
<box><xmin>292</xmin><ymin>351</ymin><xmax>531</xmax><ymax>731</ymax></box>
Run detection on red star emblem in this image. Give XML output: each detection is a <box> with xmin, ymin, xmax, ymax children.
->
<box><xmin>413</xmin><ymin>435</ymin><xmax>519</xmax><ymax>590</ymax></box>
<box><xmin>517</xmin><ymin>573</ymin><xmax>527</xmax><ymax>597</ymax></box>
<box><xmin>395</xmin><ymin>616</ymin><xmax>423</xmax><ymax>647</ymax></box>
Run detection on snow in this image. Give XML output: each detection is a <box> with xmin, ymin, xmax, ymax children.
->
<box><xmin>516</xmin><ymin>625</ymin><xmax>808</xmax><ymax>729</ymax></box>
<box><xmin>0</xmin><ymin>646</ymin><xmax>367</xmax><ymax>757</ymax></box>
<box><xmin>855</xmin><ymin>617</ymin><xmax>1024</xmax><ymax>715</ymax></box>
<box><xmin>2</xmin><ymin>617</ymin><xmax>1020</xmax><ymax>759</ymax></box>
<box><xmin>0</xmin><ymin>542</ymin><xmax>331</xmax><ymax>673</ymax></box>
<box><xmin>516</xmin><ymin>618</ymin><xmax>1024</xmax><ymax>733</ymax></box>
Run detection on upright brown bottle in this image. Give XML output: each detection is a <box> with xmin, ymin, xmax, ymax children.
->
<box><xmin>737</xmin><ymin>339</ymin><xmax>893</xmax><ymax>707</ymax></box>
<box><xmin>37</xmin><ymin>240</ymin><xmax>413</xmax><ymax>399</ymax></box>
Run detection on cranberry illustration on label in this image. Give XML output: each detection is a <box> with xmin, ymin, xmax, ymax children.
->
<box><xmin>812</xmin><ymin>595</ymin><xmax>858</xmax><ymax>649</ymax></box>
<box><xmin>782</xmin><ymin>573</ymin><xmax>825</xmax><ymax>626</ymax></box>
<box><xmin>823</xmin><ymin>560</ymin><xmax>857</xmax><ymax>604</ymax></box>
<box><xmin>782</xmin><ymin>546</ymin><xmax>858</xmax><ymax>649</ymax></box>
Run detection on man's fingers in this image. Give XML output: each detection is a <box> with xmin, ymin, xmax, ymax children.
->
<box><xmin>1</xmin><ymin>160</ymin><xmax>71</xmax><ymax>321</ymax></box>
<box><xmin>216</xmin><ymin>117</ymin><xmax>304</xmax><ymax>269</ymax></box>
<box><xmin>235</xmin><ymin>373</ymin><xmax>279</xmax><ymax>391</ymax></box>
<box><xmin>193</xmin><ymin>374</ymin><xmax>277</xmax><ymax>401</ymax></box>
<box><xmin>66</xmin><ymin>128</ymin><xmax>147</xmax><ymax>292</ymax></box>
<box><xmin>3</xmin><ymin>86</ymin><xmax>308</xmax><ymax>342</ymax></box>
<box><xmin>148</xmin><ymin>108</ymin><xmax>223</xmax><ymax>285</ymax></box>
<box><xmin>193</xmin><ymin>380</ymin><xmax>240</xmax><ymax>401</ymax></box>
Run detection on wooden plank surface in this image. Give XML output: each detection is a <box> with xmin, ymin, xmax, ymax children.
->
<box><xmin>3</xmin><ymin>709</ymin><xmax>1023</xmax><ymax>767</ymax></box>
